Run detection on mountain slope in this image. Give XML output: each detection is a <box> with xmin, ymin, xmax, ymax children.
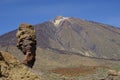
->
<box><xmin>35</xmin><ymin>16</ymin><xmax>120</xmax><ymax>59</ymax></box>
<box><xmin>0</xmin><ymin>16</ymin><xmax>120</xmax><ymax>60</ymax></box>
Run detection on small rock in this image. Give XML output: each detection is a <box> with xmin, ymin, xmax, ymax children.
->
<box><xmin>108</xmin><ymin>70</ymin><xmax>118</xmax><ymax>76</ymax></box>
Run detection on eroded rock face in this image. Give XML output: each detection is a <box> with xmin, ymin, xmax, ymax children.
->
<box><xmin>0</xmin><ymin>51</ymin><xmax>41</xmax><ymax>80</ymax></box>
<box><xmin>16</xmin><ymin>23</ymin><xmax>37</xmax><ymax>68</ymax></box>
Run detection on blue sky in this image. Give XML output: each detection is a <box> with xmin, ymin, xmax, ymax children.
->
<box><xmin>0</xmin><ymin>0</ymin><xmax>120</xmax><ymax>35</ymax></box>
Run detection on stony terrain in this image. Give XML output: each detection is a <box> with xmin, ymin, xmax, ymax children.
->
<box><xmin>0</xmin><ymin>51</ymin><xmax>42</xmax><ymax>80</ymax></box>
<box><xmin>1</xmin><ymin>47</ymin><xmax>120</xmax><ymax>80</ymax></box>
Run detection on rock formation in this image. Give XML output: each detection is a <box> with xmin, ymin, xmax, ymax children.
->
<box><xmin>0</xmin><ymin>51</ymin><xmax>42</xmax><ymax>80</ymax></box>
<box><xmin>16</xmin><ymin>23</ymin><xmax>37</xmax><ymax>68</ymax></box>
<box><xmin>101</xmin><ymin>70</ymin><xmax>120</xmax><ymax>80</ymax></box>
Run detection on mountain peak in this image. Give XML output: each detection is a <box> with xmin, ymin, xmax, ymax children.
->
<box><xmin>52</xmin><ymin>16</ymin><xmax>69</xmax><ymax>26</ymax></box>
<box><xmin>54</xmin><ymin>16</ymin><xmax>68</xmax><ymax>20</ymax></box>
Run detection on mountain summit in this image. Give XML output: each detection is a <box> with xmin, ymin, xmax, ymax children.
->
<box><xmin>51</xmin><ymin>16</ymin><xmax>69</xmax><ymax>26</ymax></box>
<box><xmin>0</xmin><ymin>16</ymin><xmax>120</xmax><ymax>60</ymax></box>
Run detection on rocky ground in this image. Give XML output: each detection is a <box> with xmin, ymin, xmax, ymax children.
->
<box><xmin>0</xmin><ymin>48</ymin><xmax>120</xmax><ymax>80</ymax></box>
<box><xmin>0</xmin><ymin>51</ymin><xmax>42</xmax><ymax>80</ymax></box>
